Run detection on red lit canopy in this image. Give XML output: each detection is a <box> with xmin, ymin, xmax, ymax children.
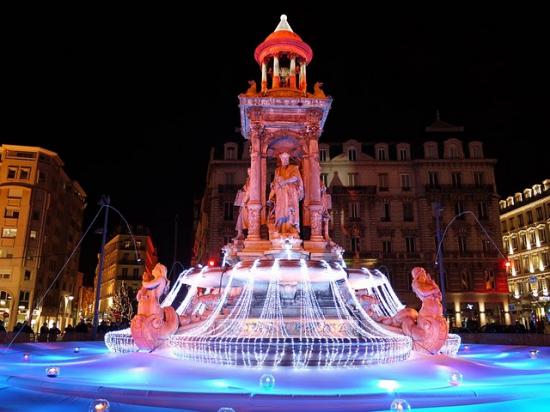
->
<box><xmin>254</xmin><ymin>15</ymin><xmax>313</xmax><ymax>65</ymax></box>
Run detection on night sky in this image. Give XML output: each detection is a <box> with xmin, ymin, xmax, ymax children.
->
<box><xmin>3</xmin><ymin>7</ymin><xmax>548</xmax><ymax>280</ymax></box>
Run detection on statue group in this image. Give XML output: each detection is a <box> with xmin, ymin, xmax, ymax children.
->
<box><xmin>233</xmin><ymin>151</ymin><xmax>333</xmax><ymax>241</ymax></box>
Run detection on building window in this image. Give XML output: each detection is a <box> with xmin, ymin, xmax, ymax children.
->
<box><xmin>451</xmin><ymin>172</ymin><xmax>462</xmax><ymax>188</ymax></box>
<box><xmin>455</xmin><ymin>201</ymin><xmax>464</xmax><ymax>219</ymax></box>
<box><xmin>449</xmin><ymin>145</ymin><xmax>459</xmax><ymax>159</ymax></box>
<box><xmin>399</xmin><ymin>148</ymin><xmax>409</xmax><ymax>161</ymax></box>
<box><xmin>509</xmin><ymin>218</ymin><xmax>515</xmax><ymax>230</ymax></box>
<box><xmin>458</xmin><ymin>236</ymin><xmax>467</xmax><ymax>254</ymax></box>
<box><xmin>24</xmin><ymin>270</ymin><xmax>31</xmax><ymax>281</ymax></box>
<box><xmin>38</xmin><ymin>170</ymin><xmax>46</xmax><ymax>183</ymax></box>
<box><xmin>527</xmin><ymin>211</ymin><xmax>533</xmax><ymax>224</ymax></box>
<box><xmin>426</xmin><ymin>145</ymin><xmax>438</xmax><ymax>159</ymax></box>
<box><xmin>536</xmin><ymin>207</ymin><xmax>543</xmax><ymax>221</ymax></box>
<box><xmin>319</xmin><ymin>148</ymin><xmax>328</xmax><ymax>162</ymax></box>
<box><xmin>403</xmin><ymin>202</ymin><xmax>414</xmax><ymax>222</ymax></box>
<box><xmin>377</xmin><ymin>147</ymin><xmax>386</xmax><ymax>160</ymax></box>
<box><xmin>19</xmin><ymin>291</ymin><xmax>30</xmax><ymax>307</ymax></box>
<box><xmin>542</xmin><ymin>252</ymin><xmax>550</xmax><ymax>267</ymax></box>
<box><xmin>511</xmin><ymin>237</ymin><xmax>518</xmax><ymax>252</ymax></box>
<box><xmin>32</xmin><ymin>211</ymin><xmax>40</xmax><ymax>220</ymax></box>
<box><xmin>19</xmin><ymin>167</ymin><xmax>31</xmax><ymax>180</ymax></box>
<box><xmin>351</xmin><ymin>236</ymin><xmax>360</xmax><ymax>254</ymax></box>
<box><xmin>478</xmin><ymin>201</ymin><xmax>488</xmax><ymax>220</ymax></box>
<box><xmin>501</xmin><ymin>221</ymin><xmax>507</xmax><ymax>232</ymax></box>
<box><xmin>1</xmin><ymin>228</ymin><xmax>17</xmax><ymax>238</ymax></box>
<box><xmin>4</xmin><ymin>208</ymin><xmax>20</xmax><ymax>219</ymax></box>
<box><xmin>428</xmin><ymin>171</ymin><xmax>439</xmax><ymax>188</ymax></box>
<box><xmin>382</xmin><ymin>240</ymin><xmax>392</xmax><ymax>255</ymax></box>
<box><xmin>320</xmin><ymin>173</ymin><xmax>328</xmax><ymax>187</ymax></box>
<box><xmin>348</xmin><ymin>148</ymin><xmax>357</xmax><ymax>161</ymax></box>
<box><xmin>133</xmin><ymin>268</ymin><xmax>139</xmax><ymax>277</ymax></box>
<box><xmin>7</xmin><ymin>167</ymin><xmax>17</xmax><ymax>179</ymax></box>
<box><xmin>349</xmin><ymin>202</ymin><xmax>360</xmax><ymax>219</ymax></box>
<box><xmin>1</xmin><ymin>272</ymin><xmax>10</xmax><ymax>280</ymax></box>
<box><xmin>0</xmin><ymin>249</ymin><xmax>12</xmax><ymax>258</ymax></box>
<box><xmin>400</xmin><ymin>174</ymin><xmax>411</xmax><ymax>191</ymax></box>
<box><xmin>519</xmin><ymin>233</ymin><xmax>526</xmax><ymax>250</ymax></box>
<box><xmin>514</xmin><ymin>258</ymin><xmax>521</xmax><ymax>274</ymax></box>
<box><xmin>529</xmin><ymin>231</ymin><xmax>537</xmax><ymax>247</ymax></box>
<box><xmin>30</xmin><ymin>230</ymin><xmax>38</xmax><ymax>239</ymax></box>
<box><xmin>539</xmin><ymin>228</ymin><xmax>546</xmax><ymax>243</ymax></box>
<box><xmin>382</xmin><ymin>202</ymin><xmax>391</xmax><ymax>222</ymax></box>
<box><xmin>225</xmin><ymin>146</ymin><xmax>236</xmax><ymax>160</ymax></box>
<box><xmin>522</xmin><ymin>256</ymin><xmax>530</xmax><ymax>272</ymax></box>
<box><xmin>224</xmin><ymin>173</ymin><xmax>235</xmax><ymax>185</ymax></box>
<box><xmin>517</xmin><ymin>215</ymin><xmax>524</xmax><ymax>227</ymax></box>
<box><xmin>482</xmin><ymin>240</ymin><xmax>492</xmax><ymax>254</ymax></box>
<box><xmin>461</xmin><ymin>269</ymin><xmax>472</xmax><ymax>291</ymax></box>
<box><xmin>378</xmin><ymin>173</ymin><xmax>388</xmax><ymax>191</ymax></box>
<box><xmin>473</xmin><ymin>172</ymin><xmax>484</xmax><ymax>187</ymax></box>
<box><xmin>405</xmin><ymin>237</ymin><xmax>416</xmax><ymax>253</ymax></box>
<box><xmin>348</xmin><ymin>173</ymin><xmax>358</xmax><ymax>187</ymax></box>
<box><xmin>224</xmin><ymin>202</ymin><xmax>234</xmax><ymax>220</ymax></box>
<box><xmin>122</xmin><ymin>268</ymin><xmax>128</xmax><ymax>276</ymax></box>
<box><xmin>484</xmin><ymin>269</ymin><xmax>495</xmax><ymax>290</ymax></box>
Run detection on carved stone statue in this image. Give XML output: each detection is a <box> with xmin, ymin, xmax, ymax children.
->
<box><xmin>245</xmin><ymin>80</ymin><xmax>257</xmax><ymax>96</ymax></box>
<box><xmin>234</xmin><ymin>168</ymin><xmax>251</xmax><ymax>239</ymax></box>
<box><xmin>130</xmin><ymin>263</ymin><xmax>178</xmax><ymax>351</ymax></box>
<box><xmin>268</xmin><ymin>152</ymin><xmax>304</xmax><ymax>236</ymax></box>
<box><xmin>390</xmin><ymin>267</ymin><xmax>448</xmax><ymax>354</ymax></box>
<box><xmin>320</xmin><ymin>180</ymin><xmax>332</xmax><ymax>240</ymax></box>
<box><xmin>313</xmin><ymin>82</ymin><xmax>326</xmax><ymax>98</ymax></box>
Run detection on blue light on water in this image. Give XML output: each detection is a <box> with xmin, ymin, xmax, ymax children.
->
<box><xmin>2</xmin><ymin>341</ymin><xmax>550</xmax><ymax>411</ymax></box>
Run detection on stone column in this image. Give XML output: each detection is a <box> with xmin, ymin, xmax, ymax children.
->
<box><xmin>261</xmin><ymin>62</ymin><xmax>267</xmax><ymax>92</ymax></box>
<box><xmin>308</xmin><ymin>130</ymin><xmax>323</xmax><ymax>241</ymax></box>
<box><xmin>260</xmin><ymin>155</ymin><xmax>267</xmax><ymax>225</ymax></box>
<box><xmin>302</xmin><ymin>151</ymin><xmax>311</xmax><ymax>227</ymax></box>
<box><xmin>503</xmin><ymin>299</ymin><xmax>511</xmax><ymax>325</ymax></box>
<box><xmin>273</xmin><ymin>56</ymin><xmax>280</xmax><ymax>88</ymax></box>
<box><xmin>454</xmin><ymin>301</ymin><xmax>462</xmax><ymax>328</ymax></box>
<box><xmin>478</xmin><ymin>301</ymin><xmax>487</xmax><ymax>326</ymax></box>
<box><xmin>247</xmin><ymin>125</ymin><xmax>263</xmax><ymax>240</ymax></box>
<box><xmin>289</xmin><ymin>56</ymin><xmax>296</xmax><ymax>89</ymax></box>
<box><xmin>300</xmin><ymin>63</ymin><xmax>307</xmax><ymax>91</ymax></box>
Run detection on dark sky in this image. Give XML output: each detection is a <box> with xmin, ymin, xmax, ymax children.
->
<box><xmin>3</xmin><ymin>7</ymin><xmax>548</xmax><ymax>277</ymax></box>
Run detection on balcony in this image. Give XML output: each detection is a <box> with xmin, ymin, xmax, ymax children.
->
<box><xmin>425</xmin><ymin>184</ymin><xmax>495</xmax><ymax>193</ymax></box>
<box><xmin>331</xmin><ymin>185</ymin><xmax>377</xmax><ymax>195</ymax></box>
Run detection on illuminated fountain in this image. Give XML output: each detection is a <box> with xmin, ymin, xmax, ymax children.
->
<box><xmin>106</xmin><ymin>15</ymin><xmax>458</xmax><ymax>367</ymax></box>
<box><xmin>6</xmin><ymin>16</ymin><xmax>548</xmax><ymax>412</ymax></box>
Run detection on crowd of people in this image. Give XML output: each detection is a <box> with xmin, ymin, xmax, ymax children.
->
<box><xmin>0</xmin><ymin>318</ymin><xmax>131</xmax><ymax>342</ymax></box>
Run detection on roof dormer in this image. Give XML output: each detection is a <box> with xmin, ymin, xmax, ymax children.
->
<box><xmin>443</xmin><ymin>138</ymin><xmax>464</xmax><ymax>160</ymax></box>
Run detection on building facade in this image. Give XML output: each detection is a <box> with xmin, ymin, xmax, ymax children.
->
<box><xmin>193</xmin><ymin>122</ymin><xmax>509</xmax><ymax>327</ymax></box>
<box><xmin>0</xmin><ymin>145</ymin><xmax>86</xmax><ymax>332</ymax></box>
<box><xmin>93</xmin><ymin>226</ymin><xmax>157</xmax><ymax>320</ymax></box>
<box><xmin>500</xmin><ymin>179</ymin><xmax>550</xmax><ymax>324</ymax></box>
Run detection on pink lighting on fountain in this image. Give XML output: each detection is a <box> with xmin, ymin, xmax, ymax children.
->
<box><xmin>105</xmin><ymin>13</ymin><xmax>458</xmax><ymax>368</ymax></box>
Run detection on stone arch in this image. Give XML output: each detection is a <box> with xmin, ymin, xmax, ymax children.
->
<box><xmin>263</xmin><ymin>130</ymin><xmax>306</xmax><ymax>160</ymax></box>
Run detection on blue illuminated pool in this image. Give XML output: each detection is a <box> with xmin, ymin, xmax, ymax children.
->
<box><xmin>0</xmin><ymin>341</ymin><xmax>548</xmax><ymax>411</ymax></box>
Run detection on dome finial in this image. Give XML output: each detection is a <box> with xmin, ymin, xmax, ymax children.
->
<box><xmin>275</xmin><ymin>14</ymin><xmax>293</xmax><ymax>32</ymax></box>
